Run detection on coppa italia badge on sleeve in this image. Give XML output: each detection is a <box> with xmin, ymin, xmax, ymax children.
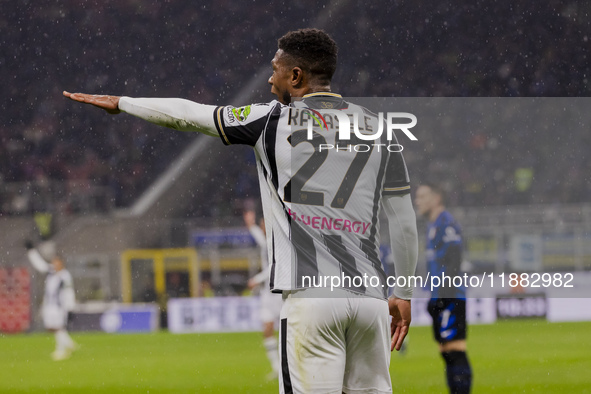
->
<box><xmin>232</xmin><ymin>105</ymin><xmax>252</xmax><ymax>122</ymax></box>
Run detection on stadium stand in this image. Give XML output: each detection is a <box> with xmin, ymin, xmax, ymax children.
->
<box><xmin>1</xmin><ymin>1</ymin><xmax>591</xmax><ymax>328</ymax></box>
<box><xmin>1</xmin><ymin>1</ymin><xmax>590</xmax><ymax>217</ymax></box>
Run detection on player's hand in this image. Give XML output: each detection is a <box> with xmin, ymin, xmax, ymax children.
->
<box><xmin>63</xmin><ymin>91</ymin><xmax>121</xmax><ymax>114</ymax></box>
<box><xmin>388</xmin><ymin>297</ymin><xmax>411</xmax><ymax>352</ymax></box>
<box><xmin>247</xmin><ymin>278</ymin><xmax>257</xmax><ymax>290</ymax></box>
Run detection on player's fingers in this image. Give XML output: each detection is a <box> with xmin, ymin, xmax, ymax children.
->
<box><xmin>390</xmin><ymin>317</ymin><xmax>398</xmax><ymax>335</ymax></box>
<box><xmin>394</xmin><ymin>325</ymin><xmax>408</xmax><ymax>351</ymax></box>
<box><xmin>66</xmin><ymin>92</ymin><xmax>87</xmax><ymax>103</ymax></box>
<box><xmin>391</xmin><ymin>325</ymin><xmax>400</xmax><ymax>351</ymax></box>
<box><xmin>391</xmin><ymin>328</ymin><xmax>401</xmax><ymax>351</ymax></box>
<box><xmin>74</xmin><ymin>94</ymin><xmax>102</xmax><ymax>106</ymax></box>
<box><xmin>64</xmin><ymin>91</ymin><xmax>85</xmax><ymax>102</ymax></box>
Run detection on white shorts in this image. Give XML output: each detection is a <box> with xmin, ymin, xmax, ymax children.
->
<box><xmin>279</xmin><ymin>288</ymin><xmax>392</xmax><ymax>394</ymax></box>
<box><xmin>42</xmin><ymin>304</ymin><xmax>68</xmax><ymax>330</ymax></box>
<box><xmin>260</xmin><ymin>289</ymin><xmax>282</xmax><ymax>325</ymax></box>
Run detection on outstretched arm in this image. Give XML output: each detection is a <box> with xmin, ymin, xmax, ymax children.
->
<box><xmin>27</xmin><ymin>249</ymin><xmax>50</xmax><ymax>273</ymax></box>
<box><xmin>63</xmin><ymin>91</ymin><xmax>219</xmax><ymax>137</ymax></box>
<box><xmin>63</xmin><ymin>91</ymin><xmax>121</xmax><ymax>114</ymax></box>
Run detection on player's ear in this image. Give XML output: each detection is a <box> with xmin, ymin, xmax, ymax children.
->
<box><xmin>291</xmin><ymin>67</ymin><xmax>303</xmax><ymax>87</ymax></box>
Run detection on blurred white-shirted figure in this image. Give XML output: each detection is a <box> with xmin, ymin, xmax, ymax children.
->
<box><xmin>26</xmin><ymin>242</ymin><xmax>77</xmax><ymax>361</ymax></box>
<box><xmin>244</xmin><ymin>210</ymin><xmax>283</xmax><ymax>380</ymax></box>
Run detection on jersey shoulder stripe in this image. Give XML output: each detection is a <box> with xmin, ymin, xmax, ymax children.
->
<box><xmin>213</xmin><ymin>106</ymin><xmax>230</xmax><ymax>145</ymax></box>
<box><xmin>214</xmin><ymin>101</ymin><xmax>284</xmax><ymax>146</ymax></box>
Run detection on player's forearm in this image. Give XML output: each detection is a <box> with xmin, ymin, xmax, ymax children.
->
<box><xmin>383</xmin><ymin>194</ymin><xmax>418</xmax><ymax>300</ymax></box>
<box><xmin>118</xmin><ymin>97</ymin><xmax>219</xmax><ymax>137</ymax></box>
<box><xmin>250</xmin><ymin>268</ymin><xmax>268</xmax><ymax>286</ymax></box>
<box><xmin>248</xmin><ymin>225</ymin><xmax>268</xmax><ymax>285</ymax></box>
<box><xmin>248</xmin><ymin>225</ymin><xmax>267</xmax><ymax>249</ymax></box>
<box><xmin>27</xmin><ymin>249</ymin><xmax>50</xmax><ymax>273</ymax></box>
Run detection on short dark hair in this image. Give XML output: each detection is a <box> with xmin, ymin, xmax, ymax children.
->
<box><xmin>422</xmin><ymin>182</ymin><xmax>447</xmax><ymax>205</ymax></box>
<box><xmin>278</xmin><ymin>28</ymin><xmax>338</xmax><ymax>82</ymax></box>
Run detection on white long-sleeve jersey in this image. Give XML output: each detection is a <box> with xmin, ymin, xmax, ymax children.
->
<box><xmin>118</xmin><ymin>95</ymin><xmax>418</xmax><ymax>300</ymax></box>
<box><xmin>27</xmin><ymin>250</ymin><xmax>76</xmax><ymax>311</ymax></box>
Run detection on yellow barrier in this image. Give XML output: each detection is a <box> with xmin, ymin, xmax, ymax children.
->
<box><xmin>120</xmin><ymin>248</ymin><xmax>199</xmax><ymax>304</ymax></box>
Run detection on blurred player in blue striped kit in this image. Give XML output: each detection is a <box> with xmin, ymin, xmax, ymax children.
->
<box><xmin>244</xmin><ymin>210</ymin><xmax>282</xmax><ymax>380</ymax></box>
<box><xmin>63</xmin><ymin>28</ymin><xmax>418</xmax><ymax>393</ymax></box>
<box><xmin>414</xmin><ymin>184</ymin><xmax>472</xmax><ymax>393</ymax></box>
<box><xmin>25</xmin><ymin>241</ymin><xmax>78</xmax><ymax>361</ymax></box>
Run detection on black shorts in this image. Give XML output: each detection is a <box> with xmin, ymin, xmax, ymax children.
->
<box><xmin>427</xmin><ymin>298</ymin><xmax>467</xmax><ymax>344</ymax></box>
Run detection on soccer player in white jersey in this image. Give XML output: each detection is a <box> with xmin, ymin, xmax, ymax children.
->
<box><xmin>244</xmin><ymin>210</ymin><xmax>282</xmax><ymax>380</ymax></box>
<box><xmin>63</xmin><ymin>28</ymin><xmax>418</xmax><ymax>393</ymax></box>
<box><xmin>25</xmin><ymin>242</ymin><xmax>77</xmax><ymax>361</ymax></box>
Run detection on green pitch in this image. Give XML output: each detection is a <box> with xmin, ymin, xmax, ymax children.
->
<box><xmin>2</xmin><ymin>320</ymin><xmax>590</xmax><ymax>393</ymax></box>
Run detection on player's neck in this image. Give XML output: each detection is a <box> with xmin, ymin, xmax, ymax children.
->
<box><xmin>295</xmin><ymin>83</ymin><xmax>331</xmax><ymax>98</ymax></box>
<box><xmin>308</xmin><ymin>84</ymin><xmax>331</xmax><ymax>94</ymax></box>
<box><xmin>429</xmin><ymin>206</ymin><xmax>445</xmax><ymax>222</ymax></box>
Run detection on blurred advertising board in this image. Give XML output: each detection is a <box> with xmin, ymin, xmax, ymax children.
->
<box><xmin>168</xmin><ymin>296</ymin><xmax>260</xmax><ymax>333</ymax></box>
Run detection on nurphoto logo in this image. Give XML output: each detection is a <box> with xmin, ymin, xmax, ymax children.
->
<box><xmin>304</xmin><ymin>109</ymin><xmax>418</xmax><ymax>152</ymax></box>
